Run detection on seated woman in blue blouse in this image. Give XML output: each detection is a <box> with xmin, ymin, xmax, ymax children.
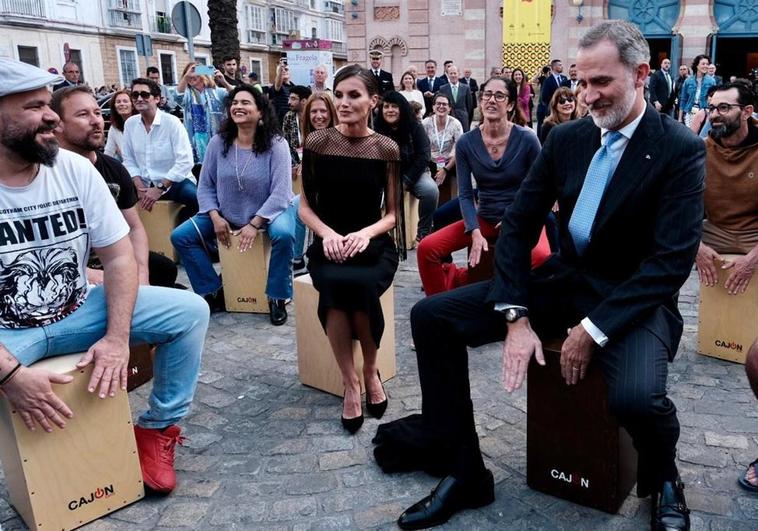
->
<box><xmin>417</xmin><ymin>77</ymin><xmax>550</xmax><ymax>295</ymax></box>
<box><xmin>171</xmin><ymin>85</ymin><xmax>297</xmax><ymax>325</ymax></box>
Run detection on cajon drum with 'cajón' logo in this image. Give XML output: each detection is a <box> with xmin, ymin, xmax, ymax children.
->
<box><xmin>138</xmin><ymin>200</ymin><xmax>182</xmax><ymax>261</ymax></box>
<box><xmin>527</xmin><ymin>340</ymin><xmax>637</xmax><ymax>514</ymax></box>
<box><xmin>294</xmin><ymin>274</ymin><xmax>396</xmax><ymax>396</ymax></box>
<box><xmin>698</xmin><ymin>254</ymin><xmax>758</xmax><ymax>364</ymax></box>
<box><xmin>218</xmin><ymin>231</ymin><xmax>271</xmax><ymax>313</ymax></box>
<box><xmin>0</xmin><ymin>353</ymin><xmax>144</xmax><ymax>530</ymax></box>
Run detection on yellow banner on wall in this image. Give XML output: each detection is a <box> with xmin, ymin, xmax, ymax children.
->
<box><xmin>502</xmin><ymin>0</ymin><xmax>552</xmax><ymax>77</ymax></box>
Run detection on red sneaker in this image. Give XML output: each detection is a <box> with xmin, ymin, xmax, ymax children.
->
<box><xmin>134</xmin><ymin>425</ymin><xmax>185</xmax><ymax>493</ymax></box>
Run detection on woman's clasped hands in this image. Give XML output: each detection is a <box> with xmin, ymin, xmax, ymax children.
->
<box><xmin>322</xmin><ymin>229</ymin><xmax>371</xmax><ymax>263</ymax></box>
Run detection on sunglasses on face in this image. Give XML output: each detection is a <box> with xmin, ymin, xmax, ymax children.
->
<box><xmin>131</xmin><ymin>91</ymin><xmax>153</xmax><ymax>101</ymax></box>
<box><xmin>558</xmin><ymin>96</ymin><xmax>575</xmax><ymax>104</ymax></box>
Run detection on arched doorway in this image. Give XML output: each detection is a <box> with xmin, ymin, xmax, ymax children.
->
<box><xmin>712</xmin><ymin>0</ymin><xmax>758</xmax><ymax>79</ymax></box>
<box><xmin>607</xmin><ymin>0</ymin><xmax>683</xmax><ymax>69</ymax></box>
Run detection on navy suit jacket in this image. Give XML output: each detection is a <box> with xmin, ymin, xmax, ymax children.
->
<box><xmin>418</xmin><ymin>76</ymin><xmax>445</xmax><ymax>115</ymax></box>
<box><xmin>648</xmin><ymin>69</ymin><xmax>674</xmax><ymax>112</ymax></box>
<box><xmin>487</xmin><ymin>105</ymin><xmax>705</xmax><ymax>352</ymax></box>
<box><xmin>438</xmin><ymin>82</ymin><xmax>472</xmax><ymax>131</ymax></box>
<box><xmin>372</xmin><ymin>69</ymin><xmax>395</xmax><ymax>95</ymax></box>
<box><xmin>540</xmin><ymin>74</ymin><xmax>566</xmax><ymax>106</ymax></box>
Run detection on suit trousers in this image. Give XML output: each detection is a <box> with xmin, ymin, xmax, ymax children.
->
<box><xmin>411</xmin><ymin>278</ymin><xmax>681</xmax><ymax>485</ymax></box>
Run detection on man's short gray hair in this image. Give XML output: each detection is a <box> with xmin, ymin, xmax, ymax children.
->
<box><xmin>578</xmin><ymin>20</ymin><xmax>650</xmax><ymax>71</ymax></box>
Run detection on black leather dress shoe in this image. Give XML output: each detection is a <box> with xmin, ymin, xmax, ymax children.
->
<box><xmin>269</xmin><ymin>299</ymin><xmax>287</xmax><ymax>325</ymax></box>
<box><xmin>397</xmin><ymin>470</ymin><xmax>495</xmax><ymax>530</ymax></box>
<box><xmin>651</xmin><ymin>478</ymin><xmax>690</xmax><ymax>531</ymax></box>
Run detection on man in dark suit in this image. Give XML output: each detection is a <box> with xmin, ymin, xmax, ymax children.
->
<box><xmin>649</xmin><ymin>58</ymin><xmax>675</xmax><ymax>116</ymax></box>
<box><xmin>395</xmin><ymin>20</ymin><xmax>702</xmax><ymax>530</ymax></box>
<box><xmin>561</xmin><ymin>64</ymin><xmax>580</xmax><ymax>92</ymax></box>
<box><xmin>53</xmin><ymin>62</ymin><xmax>81</xmax><ymax>91</ymax></box>
<box><xmin>369</xmin><ymin>50</ymin><xmax>394</xmax><ymax>96</ymax></box>
<box><xmin>418</xmin><ymin>59</ymin><xmax>444</xmax><ymax>116</ymax></box>
<box><xmin>537</xmin><ymin>58</ymin><xmax>566</xmax><ymax>137</ymax></box>
<box><xmin>462</xmin><ymin>67</ymin><xmax>479</xmax><ymax>122</ymax></box>
<box><xmin>438</xmin><ymin>65</ymin><xmax>473</xmax><ymax>131</ymax></box>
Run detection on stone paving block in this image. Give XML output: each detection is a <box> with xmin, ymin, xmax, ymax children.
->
<box><xmin>173</xmin><ymin>479</ymin><xmax>222</xmax><ymax>498</ymax></box>
<box><xmin>687</xmin><ymin>489</ymin><xmax>734</xmax><ymax>516</ymax></box>
<box><xmin>705</xmin><ymin>432</ymin><xmax>750</xmax><ymax>449</ymax></box>
<box><xmin>283</xmin><ymin>474</ymin><xmax>340</xmax><ymax>496</ymax></box>
<box><xmin>353</xmin><ymin>502</ymin><xmax>408</xmax><ymax>528</ymax></box>
<box><xmin>207</xmin><ymin>501</ymin><xmax>267</xmax><ymax>525</ymax></box>
<box><xmin>292</xmin><ymin>514</ymin><xmax>354</xmax><ymax>530</ymax></box>
<box><xmin>265</xmin><ymin>454</ymin><xmax>319</xmax><ymax>474</ymax></box>
<box><xmin>108</xmin><ymin>499</ymin><xmax>159</xmax><ymax>524</ymax></box>
<box><xmin>318</xmin><ymin>449</ymin><xmax>367</xmax><ymax>471</ymax></box>
<box><xmin>268</xmin><ymin>496</ymin><xmax>318</xmax><ymax>521</ymax></box>
<box><xmin>736</xmin><ymin>496</ymin><xmax>758</xmax><ymax>519</ymax></box>
<box><xmin>156</xmin><ymin>501</ymin><xmax>210</xmax><ymax>527</ymax></box>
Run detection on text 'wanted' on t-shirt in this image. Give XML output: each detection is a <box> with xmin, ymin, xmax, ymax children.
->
<box><xmin>0</xmin><ymin>149</ymin><xmax>129</xmax><ymax>329</ymax></box>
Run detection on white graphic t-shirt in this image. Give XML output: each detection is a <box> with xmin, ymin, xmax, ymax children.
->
<box><xmin>0</xmin><ymin>149</ymin><xmax>129</xmax><ymax>329</ymax></box>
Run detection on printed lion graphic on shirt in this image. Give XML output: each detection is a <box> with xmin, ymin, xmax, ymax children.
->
<box><xmin>0</xmin><ymin>247</ymin><xmax>84</xmax><ymax>328</ymax></box>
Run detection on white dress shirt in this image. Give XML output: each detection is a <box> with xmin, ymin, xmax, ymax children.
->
<box><xmin>496</xmin><ymin>106</ymin><xmax>647</xmax><ymax>347</ymax></box>
<box><xmin>121</xmin><ymin>110</ymin><xmax>194</xmax><ymax>186</ymax></box>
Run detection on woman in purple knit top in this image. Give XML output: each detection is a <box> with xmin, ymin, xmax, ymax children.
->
<box><xmin>171</xmin><ymin>85</ymin><xmax>298</xmax><ymax>325</ymax></box>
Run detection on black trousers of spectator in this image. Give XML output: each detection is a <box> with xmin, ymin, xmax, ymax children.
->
<box><xmin>148</xmin><ymin>251</ymin><xmax>178</xmax><ymax>288</ymax></box>
<box><xmin>410</xmin><ymin>278</ymin><xmax>681</xmax><ymax>490</ymax></box>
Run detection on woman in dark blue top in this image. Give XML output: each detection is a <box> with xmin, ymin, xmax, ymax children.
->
<box><xmin>417</xmin><ymin>77</ymin><xmax>551</xmax><ymax>295</ymax></box>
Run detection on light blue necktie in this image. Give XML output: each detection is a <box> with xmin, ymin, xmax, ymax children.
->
<box><xmin>568</xmin><ymin>131</ymin><xmax>623</xmax><ymax>255</ymax></box>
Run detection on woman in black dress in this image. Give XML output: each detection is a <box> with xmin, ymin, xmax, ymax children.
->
<box><xmin>299</xmin><ymin>65</ymin><xmax>404</xmax><ymax>433</ymax></box>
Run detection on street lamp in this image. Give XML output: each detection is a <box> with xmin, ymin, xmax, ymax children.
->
<box><xmin>570</xmin><ymin>0</ymin><xmax>585</xmax><ymax>24</ymax></box>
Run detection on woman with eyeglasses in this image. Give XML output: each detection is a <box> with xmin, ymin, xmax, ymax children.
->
<box><xmin>422</xmin><ymin>93</ymin><xmax>464</xmax><ymax>190</ymax></box>
<box><xmin>176</xmin><ymin>63</ymin><xmax>232</xmax><ymax>170</ymax></box>
<box><xmin>299</xmin><ymin>65</ymin><xmax>404</xmax><ymax>434</ymax></box>
<box><xmin>171</xmin><ymin>85</ymin><xmax>298</xmax><ymax>325</ymax></box>
<box><xmin>375</xmin><ymin>91</ymin><xmax>438</xmax><ymax>246</ymax></box>
<box><xmin>539</xmin><ymin>87</ymin><xmax>579</xmax><ymax>144</ymax></box>
<box><xmin>417</xmin><ymin>77</ymin><xmax>551</xmax><ymax>296</ymax></box>
<box><xmin>104</xmin><ymin>89</ymin><xmax>138</xmax><ymax>161</ymax></box>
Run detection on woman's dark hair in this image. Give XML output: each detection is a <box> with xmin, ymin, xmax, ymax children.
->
<box><xmin>691</xmin><ymin>54</ymin><xmax>710</xmax><ymax>76</ymax></box>
<box><xmin>109</xmin><ymin>89</ymin><xmax>136</xmax><ymax>132</ymax></box>
<box><xmin>432</xmin><ymin>92</ymin><xmax>450</xmax><ymax>106</ymax></box>
<box><xmin>332</xmin><ymin>64</ymin><xmax>379</xmax><ymax>95</ymax></box>
<box><xmin>218</xmin><ymin>84</ymin><xmax>281</xmax><ymax>156</ymax></box>
<box><xmin>373</xmin><ymin>91</ymin><xmax>415</xmax><ymax>143</ymax></box>
<box><xmin>400</xmin><ymin>70</ymin><xmax>417</xmax><ymax>90</ymax></box>
<box><xmin>511</xmin><ymin>68</ymin><xmax>530</xmax><ymax>96</ymax></box>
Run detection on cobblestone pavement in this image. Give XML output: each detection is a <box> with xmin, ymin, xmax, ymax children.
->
<box><xmin>1</xmin><ymin>252</ymin><xmax>757</xmax><ymax>530</ymax></box>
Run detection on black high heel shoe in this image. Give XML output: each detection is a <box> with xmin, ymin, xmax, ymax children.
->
<box><xmin>341</xmin><ymin>386</ymin><xmax>364</xmax><ymax>434</ymax></box>
<box><xmin>366</xmin><ymin>371</ymin><xmax>388</xmax><ymax>419</ymax></box>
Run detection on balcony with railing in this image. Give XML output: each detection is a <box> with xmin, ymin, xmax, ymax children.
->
<box><xmin>331</xmin><ymin>41</ymin><xmax>346</xmax><ymax>54</ymax></box>
<box><xmin>110</xmin><ymin>10</ymin><xmax>142</xmax><ymax>29</ymax></box>
<box><xmin>0</xmin><ymin>0</ymin><xmax>45</xmax><ymax>18</ymax></box>
<box><xmin>109</xmin><ymin>0</ymin><xmax>140</xmax><ymax>13</ymax></box>
<box><xmin>324</xmin><ymin>1</ymin><xmax>343</xmax><ymax>15</ymax></box>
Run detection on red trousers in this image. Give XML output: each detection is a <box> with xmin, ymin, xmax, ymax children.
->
<box><xmin>417</xmin><ymin>217</ymin><xmax>551</xmax><ymax>296</ymax></box>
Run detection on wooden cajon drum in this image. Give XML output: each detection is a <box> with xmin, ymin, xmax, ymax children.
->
<box><xmin>127</xmin><ymin>344</ymin><xmax>155</xmax><ymax>392</ymax></box>
<box><xmin>138</xmin><ymin>200</ymin><xmax>181</xmax><ymax>261</ymax></box>
<box><xmin>294</xmin><ymin>274</ymin><xmax>396</xmax><ymax>397</ymax></box>
<box><xmin>698</xmin><ymin>254</ymin><xmax>758</xmax><ymax>363</ymax></box>
<box><xmin>0</xmin><ymin>354</ymin><xmax>144</xmax><ymax>530</ymax></box>
<box><xmin>438</xmin><ymin>173</ymin><xmax>458</xmax><ymax>205</ymax></box>
<box><xmin>403</xmin><ymin>192</ymin><xmax>419</xmax><ymax>250</ymax></box>
<box><xmin>527</xmin><ymin>340</ymin><xmax>637</xmax><ymax>514</ymax></box>
<box><xmin>218</xmin><ymin>231</ymin><xmax>271</xmax><ymax>313</ymax></box>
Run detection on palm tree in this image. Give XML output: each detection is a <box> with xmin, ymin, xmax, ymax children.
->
<box><xmin>207</xmin><ymin>0</ymin><xmax>240</xmax><ymax>68</ymax></box>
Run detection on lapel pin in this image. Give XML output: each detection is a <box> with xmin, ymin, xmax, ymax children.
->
<box><xmin>645</xmin><ymin>154</ymin><xmax>651</xmax><ymax>159</ymax></box>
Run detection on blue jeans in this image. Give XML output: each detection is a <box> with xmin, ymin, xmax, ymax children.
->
<box><xmin>162</xmin><ymin>178</ymin><xmax>199</xmax><ymax>218</ymax></box>
<box><xmin>172</xmin><ymin>200</ymin><xmax>297</xmax><ymax>300</ymax></box>
<box><xmin>0</xmin><ymin>286</ymin><xmax>209</xmax><ymax>429</ymax></box>
<box><xmin>294</xmin><ymin>195</ymin><xmax>306</xmax><ymax>260</ymax></box>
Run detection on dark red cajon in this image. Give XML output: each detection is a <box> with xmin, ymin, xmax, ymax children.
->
<box><xmin>526</xmin><ymin>339</ymin><xmax>637</xmax><ymax>513</ymax></box>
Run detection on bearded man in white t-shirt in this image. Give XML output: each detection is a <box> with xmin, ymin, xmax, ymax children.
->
<box><xmin>0</xmin><ymin>58</ymin><xmax>209</xmax><ymax>495</ymax></box>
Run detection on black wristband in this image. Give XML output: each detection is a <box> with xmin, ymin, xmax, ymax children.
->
<box><xmin>0</xmin><ymin>362</ymin><xmax>21</xmax><ymax>387</ymax></box>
